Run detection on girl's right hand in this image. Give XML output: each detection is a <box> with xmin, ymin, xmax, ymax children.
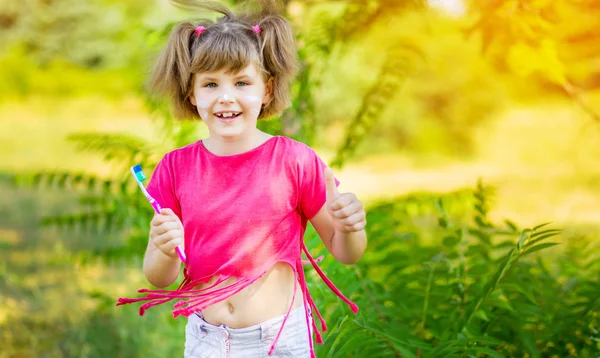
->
<box><xmin>150</xmin><ymin>208</ymin><xmax>184</xmax><ymax>259</ymax></box>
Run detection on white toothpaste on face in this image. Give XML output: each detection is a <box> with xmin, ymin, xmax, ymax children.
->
<box><xmin>244</xmin><ymin>96</ymin><xmax>261</xmax><ymax>103</ymax></box>
<box><xmin>196</xmin><ymin>100</ymin><xmax>210</xmax><ymax>120</ymax></box>
<box><xmin>245</xmin><ymin>96</ymin><xmax>262</xmax><ymax>117</ymax></box>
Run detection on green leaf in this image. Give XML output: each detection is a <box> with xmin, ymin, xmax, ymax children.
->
<box><xmin>469</xmin><ymin>335</ymin><xmax>502</xmax><ymax>346</ymax></box>
<box><xmin>532</xmin><ymin>222</ymin><xmax>552</xmax><ymax>231</ymax></box>
<box><xmin>528</xmin><ymin>229</ymin><xmax>560</xmax><ymax>239</ymax></box>
<box><xmin>473</xmin><ymin>310</ymin><xmax>490</xmax><ymax>322</ymax></box>
<box><xmin>522</xmin><ymin>242</ymin><xmax>559</xmax><ymax>257</ymax></box>
<box><xmin>467</xmin><ymin>346</ymin><xmax>504</xmax><ymax>358</ymax></box>
<box><xmin>443</xmin><ymin>235</ymin><xmax>460</xmax><ymax>247</ymax></box>
<box><xmin>503</xmin><ymin>219</ymin><xmax>518</xmax><ymax>232</ymax></box>
<box><xmin>430</xmin><ymin>345</ymin><xmax>462</xmax><ymax>358</ymax></box>
<box><xmin>524</xmin><ymin>232</ymin><xmax>561</xmax><ymax>249</ymax></box>
<box><xmin>498</xmin><ymin>283</ymin><xmax>537</xmax><ymax>304</ymax></box>
<box><xmin>517</xmin><ymin>233</ymin><xmax>529</xmax><ymax>250</ymax></box>
<box><xmin>485</xmin><ymin>294</ymin><xmax>515</xmax><ymax>313</ymax></box>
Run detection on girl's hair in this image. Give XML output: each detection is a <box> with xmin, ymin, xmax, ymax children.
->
<box><xmin>148</xmin><ymin>0</ymin><xmax>299</xmax><ymax>120</ymax></box>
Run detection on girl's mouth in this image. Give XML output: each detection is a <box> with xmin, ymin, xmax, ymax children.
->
<box><xmin>215</xmin><ymin>112</ymin><xmax>241</xmax><ymax>122</ymax></box>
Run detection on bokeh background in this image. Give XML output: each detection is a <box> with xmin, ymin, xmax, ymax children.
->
<box><xmin>1</xmin><ymin>0</ymin><xmax>599</xmax><ymax>357</ymax></box>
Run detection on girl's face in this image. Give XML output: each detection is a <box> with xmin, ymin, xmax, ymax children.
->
<box><xmin>190</xmin><ymin>63</ymin><xmax>272</xmax><ymax>141</ymax></box>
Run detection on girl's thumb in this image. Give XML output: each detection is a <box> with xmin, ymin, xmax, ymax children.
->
<box><xmin>324</xmin><ymin>167</ymin><xmax>340</xmax><ymax>203</ymax></box>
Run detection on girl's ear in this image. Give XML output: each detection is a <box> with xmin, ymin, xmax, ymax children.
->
<box><xmin>262</xmin><ymin>77</ymin><xmax>274</xmax><ymax>105</ymax></box>
<box><xmin>189</xmin><ymin>75</ymin><xmax>197</xmax><ymax>106</ymax></box>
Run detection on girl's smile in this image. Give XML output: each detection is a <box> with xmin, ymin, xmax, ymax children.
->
<box><xmin>214</xmin><ymin>111</ymin><xmax>242</xmax><ymax>122</ymax></box>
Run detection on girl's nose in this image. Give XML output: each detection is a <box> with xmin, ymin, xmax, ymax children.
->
<box><xmin>218</xmin><ymin>93</ymin><xmax>235</xmax><ymax>104</ymax></box>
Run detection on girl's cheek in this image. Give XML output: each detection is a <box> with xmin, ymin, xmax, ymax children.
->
<box><xmin>244</xmin><ymin>96</ymin><xmax>263</xmax><ymax>117</ymax></box>
<box><xmin>243</xmin><ymin>95</ymin><xmax>262</xmax><ymax>104</ymax></box>
<box><xmin>196</xmin><ymin>100</ymin><xmax>211</xmax><ymax>120</ymax></box>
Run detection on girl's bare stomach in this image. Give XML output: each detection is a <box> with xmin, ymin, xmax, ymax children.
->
<box><xmin>197</xmin><ymin>262</ymin><xmax>304</xmax><ymax>328</ymax></box>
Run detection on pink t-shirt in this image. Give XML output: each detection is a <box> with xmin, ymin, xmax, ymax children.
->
<box><xmin>117</xmin><ymin>136</ymin><xmax>358</xmax><ymax>357</ymax></box>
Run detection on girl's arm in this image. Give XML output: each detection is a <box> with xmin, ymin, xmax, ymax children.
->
<box><xmin>309</xmin><ymin>168</ymin><xmax>367</xmax><ymax>265</ymax></box>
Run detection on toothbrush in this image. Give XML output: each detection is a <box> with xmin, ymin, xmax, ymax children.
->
<box><xmin>130</xmin><ymin>164</ymin><xmax>187</xmax><ymax>263</ymax></box>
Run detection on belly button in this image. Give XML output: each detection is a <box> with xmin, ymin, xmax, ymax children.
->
<box><xmin>228</xmin><ymin>303</ymin><xmax>234</xmax><ymax>314</ymax></box>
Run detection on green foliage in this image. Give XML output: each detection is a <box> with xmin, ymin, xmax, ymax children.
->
<box><xmin>303</xmin><ymin>8</ymin><xmax>507</xmax><ymax>161</ymax></box>
<box><xmin>330</xmin><ymin>49</ymin><xmax>416</xmax><ymax>168</ymax></box>
<box><xmin>293</xmin><ymin>0</ymin><xmax>427</xmax><ymax>164</ymax></box>
<box><xmin>275</xmin><ymin>0</ymin><xmax>426</xmax><ymax>153</ymax></box>
<box><xmin>3</xmin><ymin>169</ymin><xmax>600</xmax><ymax>356</ymax></box>
<box><xmin>9</xmin><ymin>137</ymin><xmax>152</xmax><ymax>261</ymax></box>
<box><xmin>0</xmin><ymin>0</ymin><xmax>153</xmax><ymax>69</ymax></box>
<box><xmin>299</xmin><ymin>182</ymin><xmax>600</xmax><ymax>357</ymax></box>
<box><xmin>0</xmin><ymin>47</ymin><xmax>141</xmax><ymax>98</ymax></box>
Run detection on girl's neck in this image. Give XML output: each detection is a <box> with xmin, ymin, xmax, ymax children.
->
<box><xmin>202</xmin><ymin>130</ymin><xmax>272</xmax><ymax>156</ymax></box>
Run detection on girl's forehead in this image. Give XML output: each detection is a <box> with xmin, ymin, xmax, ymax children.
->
<box><xmin>196</xmin><ymin>63</ymin><xmax>262</xmax><ymax>79</ymax></box>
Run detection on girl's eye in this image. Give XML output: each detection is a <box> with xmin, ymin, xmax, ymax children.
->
<box><xmin>204</xmin><ymin>82</ymin><xmax>217</xmax><ymax>88</ymax></box>
<box><xmin>236</xmin><ymin>81</ymin><xmax>249</xmax><ymax>87</ymax></box>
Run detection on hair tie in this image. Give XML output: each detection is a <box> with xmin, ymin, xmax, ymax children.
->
<box><xmin>195</xmin><ymin>25</ymin><xmax>206</xmax><ymax>37</ymax></box>
<box><xmin>252</xmin><ymin>24</ymin><xmax>262</xmax><ymax>35</ymax></box>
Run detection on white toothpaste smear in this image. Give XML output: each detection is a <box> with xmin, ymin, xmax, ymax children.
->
<box><xmin>244</xmin><ymin>96</ymin><xmax>261</xmax><ymax>103</ymax></box>
<box><xmin>196</xmin><ymin>100</ymin><xmax>210</xmax><ymax>120</ymax></box>
<box><xmin>245</xmin><ymin>96</ymin><xmax>262</xmax><ymax>117</ymax></box>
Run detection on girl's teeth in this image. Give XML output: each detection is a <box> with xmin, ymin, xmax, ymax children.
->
<box><xmin>217</xmin><ymin>112</ymin><xmax>240</xmax><ymax>118</ymax></box>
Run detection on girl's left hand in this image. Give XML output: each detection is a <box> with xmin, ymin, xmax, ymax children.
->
<box><xmin>325</xmin><ymin>167</ymin><xmax>367</xmax><ymax>233</ymax></box>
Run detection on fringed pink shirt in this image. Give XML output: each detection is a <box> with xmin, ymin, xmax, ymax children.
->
<box><xmin>117</xmin><ymin>136</ymin><xmax>358</xmax><ymax>357</ymax></box>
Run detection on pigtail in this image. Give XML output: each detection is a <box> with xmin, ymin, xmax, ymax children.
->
<box><xmin>257</xmin><ymin>15</ymin><xmax>299</xmax><ymax>118</ymax></box>
<box><xmin>147</xmin><ymin>22</ymin><xmax>199</xmax><ymax>120</ymax></box>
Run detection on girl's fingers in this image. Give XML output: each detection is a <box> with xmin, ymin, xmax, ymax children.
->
<box><xmin>151</xmin><ymin>209</ymin><xmax>179</xmax><ymax>226</ymax></box>
<box><xmin>160</xmin><ymin>208</ymin><xmax>175</xmax><ymax>216</ymax></box>
<box><xmin>329</xmin><ymin>193</ymin><xmax>357</xmax><ymax>211</ymax></box>
<box><xmin>343</xmin><ymin>220</ymin><xmax>366</xmax><ymax>232</ymax></box>
<box><xmin>153</xmin><ymin>230</ymin><xmax>183</xmax><ymax>247</ymax></box>
<box><xmin>168</xmin><ymin>238</ymin><xmax>183</xmax><ymax>251</ymax></box>
<box><xmin>348</xmin><ymin>221</ymin><xmax>367</xmax><ymax>231</ymax></box>
<box><xmin>339</xmin><ymin>211</ymin><xmax>366</xmax><ymax>226</ymax></box>
<box><xmin>153</xmin><ymin>221</ymin><xmax>180</xmax><ymax>235</ymax></box>
<box><xmin>331</xmin><ymin>200</ymin><xmax>363</xmax><ymax>219</ymax></box>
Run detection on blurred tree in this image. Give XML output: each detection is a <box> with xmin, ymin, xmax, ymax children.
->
<box><xmin>464</xmin><ymin>0</ymin><xmax>600</xmax><ymax>122</ymax></box>
<box><xmin>254</xmin><ymin>0</ymin><xmax>429</xmax><ymax>165</ymax></box>
<box><xmin>0</xmin><ymin>0</ymin><xmax>152</xmax><ymax>68</ymax></box>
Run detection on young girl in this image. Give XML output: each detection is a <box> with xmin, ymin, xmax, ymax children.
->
<box><xmin>117</xmin><ymin>1</ymin><xmax>367</xmax><ymax>357</ymax></box>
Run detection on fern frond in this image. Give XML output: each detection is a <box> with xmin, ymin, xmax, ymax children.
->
<box><xmin>330</xmin><ymin>44</ymin><xmax>419</xmax><ymax>168</ymax></box>
<box><xmin>67</xmin><ymin>132</ymin><xmax>150</xmax><ymax>164</ymax></box>
<box><xmin>40</xmin><ymin>210</ymin><xmax>126</xmax><ymax>233</ymax></box>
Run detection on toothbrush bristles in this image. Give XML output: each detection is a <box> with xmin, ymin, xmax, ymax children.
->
<box><xmin>131</xmin><ymin>164</ymin><xmax>147</xmax><ymax>182</ymax></box>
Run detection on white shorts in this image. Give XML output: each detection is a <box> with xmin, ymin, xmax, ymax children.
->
<box><xmin>184</xmin><ymin>305</ymin><xmax>312</xmax><ymax>358</ymax></box>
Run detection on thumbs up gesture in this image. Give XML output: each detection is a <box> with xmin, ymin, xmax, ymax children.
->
<box><xmin>325</xmin><ymin>167</ymin><xmax>366</xmax><ymax>233</ymax></box>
